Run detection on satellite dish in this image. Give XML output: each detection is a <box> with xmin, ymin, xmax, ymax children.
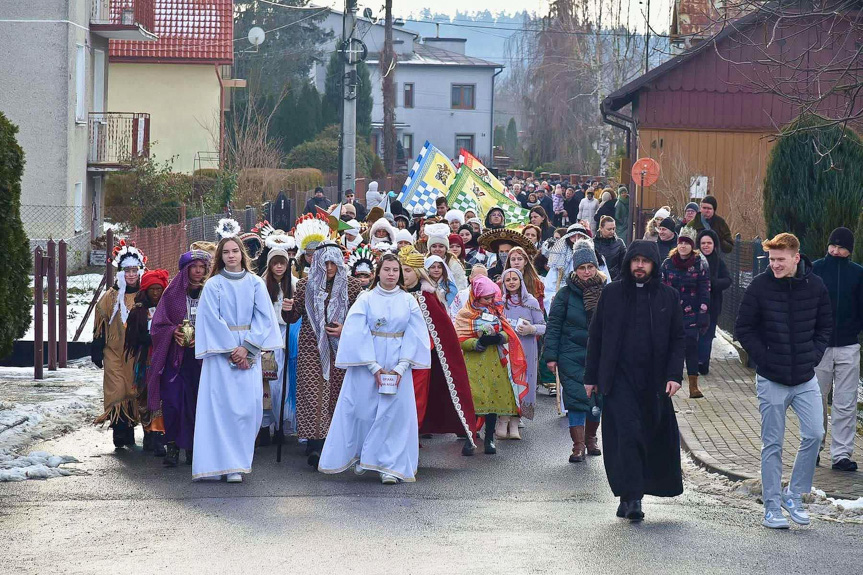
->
<box><xmin>362</xmin><ymin>7</ymin><xmax>374</xmax><ymax>19</ymax></box>
<box><xmin>248</xmin><ymin>27</ymin><xmax>265</xmax><ymax>47</ymax></box>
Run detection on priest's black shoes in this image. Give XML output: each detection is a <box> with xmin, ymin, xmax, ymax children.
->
<box><xmin>616</xmin><ymin>499</ymin><xmax>629</xmax><ymax>518</ymax></box>
<box><xmin>626</xmin><ymin>500</ymin><xmax>644</xmax><ymax>522</ymax></box>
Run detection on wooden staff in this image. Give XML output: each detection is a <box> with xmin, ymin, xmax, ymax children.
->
<box><xmin>275</xmin><ymin>257</ymin><xmax>295</xmax><ymax>463</ymax></box>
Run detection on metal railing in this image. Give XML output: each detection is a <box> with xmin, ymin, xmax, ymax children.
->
<box><xmin>88</xmin><ymin>112</ymin><xmax>150</xmax><ymax>167</ymax></box>
<box><xmin>90</xmin><ymin>0</ymin><xmax>155</xmax><ymax>32</ymax></box>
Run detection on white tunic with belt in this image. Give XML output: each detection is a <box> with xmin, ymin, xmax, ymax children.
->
<box><xmin>319</xmin><ymin>285</ymin><xmax>431</xmax><ymax>481</ymax></box>
<box><xmin>192</xmin><ymin>270</ymin><xmax>283</xmax><ymax>479</ymax></box>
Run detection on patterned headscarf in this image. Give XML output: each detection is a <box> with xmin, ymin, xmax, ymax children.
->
<box><xmin>146</xmin><ymin>250</ymin><xmax>211</xmax><ymax>411</ymax></box>
<box><xmin>306</xmin><ymin>242</ymin><xmax>348</xmax><ymax>382</ymax></box>
<box><xmin>501</xmin><ymin>268</ymin><xmax>529</xmax><ymax>308</ymax></box>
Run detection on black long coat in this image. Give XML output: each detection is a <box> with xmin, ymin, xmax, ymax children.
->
<box><xmin>584</xmin><ymin>240</ymin><xmax>685</xmax><ymax>499</ymax></box>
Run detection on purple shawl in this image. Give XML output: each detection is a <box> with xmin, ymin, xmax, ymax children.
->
<box><xmin>146</xmin><ymin>251</ymin><xmax>210</xmax><ymax>411</ymax></box>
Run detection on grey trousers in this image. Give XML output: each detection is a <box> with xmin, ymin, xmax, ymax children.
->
<box><xmin>756</xmin><ymin>375</ymin><xmax>824</xmax><ymax>509</ymax></box>
<box><xmin>814</xmin><ymin>344</ymin><xmax>861</xmax><ymax>463</ymax></box>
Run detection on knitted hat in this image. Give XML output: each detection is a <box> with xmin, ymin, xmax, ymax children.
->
<box><xmin>425</xmin><ymin>223</ymin><xmax>451</xmax><ymax>247</ymax></box>
<box><xmin>266</xmin><ymin>247</ymin><xmax>290</xmax><ymax>266</ymax></box>
<box><xmin>828</xmin><ymin>227</ymin><xmax>854</xmax><ymax>254</ymax></box>
<box><xmin>394</xmin><ymin>229</ymin><xmax>414</xmax><ymax>245</ymax></box>
<box><xmin>572</xmin><ymin>239</ymin><xmax>598</xmax><ymax>270</ymax></box>
<box><xmin>140</xmin><ymin>269</ymin><xmax>169</xmax><ymax>291</ymax></box>
<box><xmin>678</xmin><ymin>226</ymin><xmax>697</xmax><ymax>247</ymax></box>
<box><xmin>659</xmin><ymin>217</ymin><xmax>677</xmax><ymax>232</ymax></box>
<box><xmin>653</xmin><ymin>208</ymin><xmax>671</xmax><ymax>221</ymax></box>
<box><xmin>684</xmin><ymin>202</ymin><xmax>699</xmax><ymax>213</ymax></box>
<box><xmin>701</xmin><ymin>195</ymin><xmax>717</xmax><ymax>210</ymax></box>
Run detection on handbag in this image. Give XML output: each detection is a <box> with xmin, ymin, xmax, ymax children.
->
<box><xmin>261</xmin><ymin>350</ymin><xmax>278</xmax><ymax>381</ymax></box>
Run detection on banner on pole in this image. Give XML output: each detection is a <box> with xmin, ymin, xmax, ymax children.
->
<box><xmin>397</xmin><ymin>141</ymin><xmax>457</xmax><ymax>216</ymax></box>
<box><xmin>447</xmin><ymin>166</ymin><xmax>529</xmax><ymax>226</ymax></box>
<box><xmin>457</xmin><ymin>148</ymin><xmax>518</xmax><ymax>203</ymax></box>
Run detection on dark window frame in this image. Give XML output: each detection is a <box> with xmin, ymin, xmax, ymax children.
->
<box><xmin>451</xmin><ymin>84</ymin><xmax>475</xmax><ymax>110</ymax></box>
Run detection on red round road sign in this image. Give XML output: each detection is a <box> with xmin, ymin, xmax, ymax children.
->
<box><xmin>631</xmin><ymin>157</ymin><xmax>660</xmax><ymax>187</ymax></box>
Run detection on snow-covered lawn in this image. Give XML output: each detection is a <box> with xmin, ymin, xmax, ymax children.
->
<box><xmin>24</xmin><ymin>273</ymin><xmax>104</xmax><ymax>342</ymax></box>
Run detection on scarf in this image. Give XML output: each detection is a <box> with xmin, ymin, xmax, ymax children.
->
<box><xmin>671</xmin><ymin>251</ymin><xmax>699</xmax><ymax>270</ymax></box>
<box><xmin>306</xmin><ymin>244</ymin><xmax>348</xmax><ymax>381</ymax></box>
<box><xmin>571</xmin><ymin>272</ymin><xmax>605</xmax><ymax>313</ymax></box>
<box><xmin>454</xmin><ymin>276</ymin><xmax>529</xmax><ymax>409</ymax></box>
<box><xmin>146</xmin><ymin>252</ymin><xmax>211</xmax><ymax>411</ymax></box>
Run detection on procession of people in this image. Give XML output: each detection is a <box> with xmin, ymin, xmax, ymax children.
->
<box><xmin>91</xmin><ymin>178</ymin><xmax>861</xmax><ymax>529</ymax></box>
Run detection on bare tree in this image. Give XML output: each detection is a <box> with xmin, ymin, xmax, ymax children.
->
<box><xmin>381</xmin><ymin>0</ymin><xmax>397</xmax><ymax>175</ymax></box>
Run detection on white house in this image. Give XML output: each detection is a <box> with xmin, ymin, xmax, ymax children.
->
<box><xmin>312</xmin><ymin>10</ymin><xmax>503</xmax><ymax>165</ymax></box>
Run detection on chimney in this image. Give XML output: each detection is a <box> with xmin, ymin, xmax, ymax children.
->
<box><xmin>423</xmin><ymin>37</ymin><xmax>466</xmax><ymax>55</ymax></box>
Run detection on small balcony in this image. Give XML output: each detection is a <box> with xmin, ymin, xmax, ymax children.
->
<box><xmin>90</xmin><ymin>0</ymin><xmax>157</xmax><ymax>41</ymax></box>
<box><xmin>88</xmin><ymin>112</ymin><xmax>150</xmax><ymax>171</ymax></box>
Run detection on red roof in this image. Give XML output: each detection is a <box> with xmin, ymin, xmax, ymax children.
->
<box><xmin>110</xmin><ymin>0</ymin><xmax>233</xmax><ymax>64</ymax></box>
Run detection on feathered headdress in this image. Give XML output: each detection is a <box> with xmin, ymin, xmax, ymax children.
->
<box><xmin>293</xmin><ymin>214</ymin><xmax>333</xmax><ymax>251</ymax></box>
<box><xmin>371</xmin><ymin>242</ymin><xmax>395</xmax><ymax>257</ymax></box>
<box><xmin>266</xmin><ymin>230</ymin><xmax>296</xmax><ymax>251</ymax></box>
<box><xmin>215</xmin><ymin>218</ymin><xmax>241</xmax><ymax>239</ymax></box>
<box><xmin>347</xmin><ymin>246</ymin><xmax>376</xmax><ymax>276</ymax></box>
<box><xmin>252</xmin><ymin>220</ymin><xmax>275</xmax><ymax>239</ymax></box>
<box><xmin>111</xmin><ymin>240</ymin><xmax>147</xmax><ymax>270</ymax></box>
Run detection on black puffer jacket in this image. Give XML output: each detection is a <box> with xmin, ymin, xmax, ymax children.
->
<box><xmin>812</xmin><ymin>254</ymin><xmax>863</xmax><ymax>348</ymax></box>
<box><xmin>594</xmin><ymin>235</ymin><xmax>626</xmax><ymax>280</ymax></box>
<box><xmin>735</xmin><ymin>256</ymin><xmax>832</xmax><ymax>387</ymax></box>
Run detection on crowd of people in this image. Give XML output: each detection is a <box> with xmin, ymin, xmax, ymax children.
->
<box><xmin>90</xmin><ymin>179</ymin><xmax>862</xmax><ymax>528</ymax></box>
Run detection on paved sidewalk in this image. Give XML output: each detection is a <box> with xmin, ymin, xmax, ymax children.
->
<box><xmin>673</xmin><ymin>354</ymin><xmax>863</xmax><ymax>500</ymax></box>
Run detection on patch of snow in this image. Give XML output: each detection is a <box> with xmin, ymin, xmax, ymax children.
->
<box><xmin>0</xmin><ymin>450</ymin><xmax>80</xmax><ymax>482</ymax></box>
<box><xmin>711</xmin><ymin>328</ymin><xmax>740</xmax><ymax>362</ymax></box>
<box><xmin>23</xmin><ymin>273</ymin><xmax>105</xmax><ymax>342</ymax></box>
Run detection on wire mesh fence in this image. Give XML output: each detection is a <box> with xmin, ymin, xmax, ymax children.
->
<box><xmin>717</xmin><ymin>234</ymin><xmax>768</xmax><ymax>338</ymax></box>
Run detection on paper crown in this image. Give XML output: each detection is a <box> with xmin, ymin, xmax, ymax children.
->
<box><xmin>397</xmin><ymin>245</ymin><xmax>426</xmax><ymax>269</ymax></box>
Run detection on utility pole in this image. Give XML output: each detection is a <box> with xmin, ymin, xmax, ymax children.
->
<box><xmin>644</xmin><ymin>0</ymin><xmax>651</xmax><ymax>73</ymax></box>
<box><xmin>382</xmin><ymin>0</ymin><xmax>396</xmax><ymax>176</ymax></box>
<box><xmin>340</xmin><ymin>0</ymin><xmax>359</xmax><ymax>195</ymax></box>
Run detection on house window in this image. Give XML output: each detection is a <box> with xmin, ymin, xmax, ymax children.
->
<box><xmin>402</xmin><ymin>134</ymin><xmax>414</xmax><ymax>159</ymax></box>
<box><xmin>371</xmin><ymin>133</ymin><xmax>380</xmax><ymax>155</ymax></box>
<box><xmin>403</xmin><ymin>83</ymin><xmax>414</xmax><ymax>108</ymax></box>
<box><xmin>451</xmin><ymin>84</ymin><xmax>475</xmax><ymax>110</ymax></box>
<box><xmin>455</xmin><ymin>134</ymin><xmax>475</xmax><ymax>155</ymax></box>
<box><xmin>75</xmin><ymin>44</ymin><xmax>86</xmax><ymax>123</ymax></box>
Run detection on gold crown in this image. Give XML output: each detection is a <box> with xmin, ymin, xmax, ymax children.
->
<box><xmin>398</xmin><ymin>245</ymin><xmax>425</xmax><ymax>268</ymax></box>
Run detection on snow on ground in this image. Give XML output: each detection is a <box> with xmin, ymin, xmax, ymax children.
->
<box><xmin>0</xmin><ymin>360</ymin><xmax>102</xmax><ymax>481</ymax></box>
<box><xmin>713</xmin><ymin>328</ymin><xmax>740</xmax><ymax>362</ymax></box>
<box><xmin>24</xmin><ymin>273</ymin><xmax>104</xmax><ymax>342</ymax></box>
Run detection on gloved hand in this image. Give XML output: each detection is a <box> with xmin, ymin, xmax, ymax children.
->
<box><xmin>697</xmin><ymin>313</ymin><xmax>710</xmax><ymax>335</ymax></box>
<box><xmin>478</xmin><ymin>333</ymin><xmax>502</xmax><ymax>347</ymax></box>
<box><xmin>516</xmin><ymin>322</ymin><xmax>536</xmax><ymax>336</ymax></box>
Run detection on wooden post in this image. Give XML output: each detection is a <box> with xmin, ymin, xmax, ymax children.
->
<box><xmin>34</xmin><ymin>246</ymin><xmax>44</xmax><ymax>380</ymax></box>
<box><xmin>58</xmin><ymin>240</ymin><xmax>68</xmax><ymax>368</ymax></box>
<box><xmin>47</xmin><ymin>240</ymin><xmax>57</xmax><ymax>371</ymax></box>
<box><xmin>106</xmin><ymin>228</ymin><xmax>115</xmax><ymax>288</ymax></box>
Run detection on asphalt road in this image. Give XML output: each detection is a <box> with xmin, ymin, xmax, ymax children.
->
<box><xmin>2</xmin><ymin>392</ymin><xmax>861</xmax><ymax>574</ymax></box>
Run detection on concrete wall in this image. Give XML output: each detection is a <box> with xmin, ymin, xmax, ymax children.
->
<box><xmin>0</xmin><ymin>1</ymin><xmax>109</xmax><ymax>240</ymax></box>
<box><xmin>107</xmin><ymin>63</ymin><xmax>221</xmax><ymax>174</ymax></box>
<box><xmin>369</xmin><ymin>65</ymin><xmax>496</xmax><ymax>161</ymax></box>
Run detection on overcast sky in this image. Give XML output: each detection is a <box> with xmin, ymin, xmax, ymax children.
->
<box><xmin>323</xmin><ymin>0</ymin><xmax>672</xmax><ymax>34</ymax></box>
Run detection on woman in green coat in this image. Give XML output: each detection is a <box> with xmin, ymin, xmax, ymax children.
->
<box><xmin>544</xmin><ymin>240</ymin><xmax>606</xmax><ymax>462</ymax></box>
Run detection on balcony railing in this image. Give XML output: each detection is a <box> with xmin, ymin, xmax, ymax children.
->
<box><xmin>90</xmin><ymin>0</ymin><xmax>156</xmax><ymax>39</ymax></box>
<box><xmin>88</xmin><ymin>113</ymin><xmax>150</xmax><ymax>170</ymax></box>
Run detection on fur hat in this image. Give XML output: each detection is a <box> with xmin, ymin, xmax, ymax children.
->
<box><xmin>571</xmin><ymin>239</ymin><xmax>598</xmax><ymax>270</ymax></box>
<box><xmin>444</xmin><ymin>209</ymin><xmax>465</xmax><ymax>226</ymax></box>
<box><xmin>653</xmin><ymin>208</ymin><xmax>671</xmax><ymax>221</ymax></box>
<box><xmin>425</xmin><ymin>223</ymin><xmax>451</xmax><ymax>248</ymax></box>
<box><xmin>394</xmin><ymin>229</ymin><xmax>414</xmax><ymax>245</ymax></box>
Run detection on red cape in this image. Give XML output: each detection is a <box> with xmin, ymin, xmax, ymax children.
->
<box><xmin>414</xmin><ymin>287</ymin><xmax>477</xmax><ymax>443</ymax></box>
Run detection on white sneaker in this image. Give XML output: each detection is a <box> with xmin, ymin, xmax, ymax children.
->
<box><xmin>762</xmin><ymin>506</ymin><xmax>790</xmax><ymax>529</ymax></box>
<box><xmin>226</xmin><ymin>473</ymin><xmax>243</xmax><ymax>483</ymax></box>
<box><xmin>354</xmin><ymin>463</ymin><xmax>366</xmax><ymax>476</ymax></box>
<box><xmin>780</xmin><ymin>488</ymin><xmax>810</xmax><ymax>525</ymax></box>
<box><xmin>380</xmin><ymin>473</ymin><xmax>398</xmax><ymax>485</ymax></box>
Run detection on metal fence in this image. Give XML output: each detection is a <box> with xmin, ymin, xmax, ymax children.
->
<box><xmin>716</xmin><ymin>234</ymin><xmax>768</xmax><ymax>337</ymax></box>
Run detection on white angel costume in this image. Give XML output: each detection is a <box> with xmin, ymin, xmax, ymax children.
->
<box><xmin>318</xmin><ymin>285</ymin><xmax>431</xmax><ymax>482</ymax></box>
<box><xmin>192</xmin><ymin>269</ymin><xmax>283</xmax><ymax>479</ymax></box>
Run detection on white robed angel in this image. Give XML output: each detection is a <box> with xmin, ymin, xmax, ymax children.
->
<box><xmin>192</xmin><ymin>236</ymin><xmax>283</xmax><ymax>482</ymax></box>
<box><xmin>319</xmin><ymin>256</ymin><xmax>431</xmax><ymax>484</ymax></box>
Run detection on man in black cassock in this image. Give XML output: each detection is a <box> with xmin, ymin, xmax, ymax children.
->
<box><xmin>584</xmin><ymin>240</ymin><xmax>685</xmax><ymax>522</ymax></box>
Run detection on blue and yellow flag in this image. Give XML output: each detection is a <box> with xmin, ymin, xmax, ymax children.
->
<box><xmin>446</xmin><ymin>166</ymin><xmax>530</xmax><ymax>226</ymax></box>
<box><xmin>398</xmin><ymin>141</ymin><xmax>457</xmax><ymax>216</ymax></box>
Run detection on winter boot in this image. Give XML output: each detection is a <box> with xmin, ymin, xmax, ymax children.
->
<box><xmin>585</xmin><ymin>420</ymin><xmax>601</xmax><ymax>456</ymax></box>
<box><xmin>163</xmin><ymin>442</ymin><xmax>180</xmax><ymax>467</ymax></box>
<box><xmin>112</xmin><ymin>418</ymin><xmax>132</xmax><ymax>449</ymax></box>
<box><xmin>256</xmin><ymin>427</ymin><xmax>272</xmax><ymax>447</ymax></box>
<box><xmin>185</xmin><ymin>449</ymin><xmax>193</xmax><ymax>465</ymax></box>
<box><xmin>142</xmin><ymin>430</ymin><xmax>153</xmax><ymax>452</ymax></box>
<box><xmin>484</xmin><ymin>414</ymin><xmax>497</xmax><ymax>455</ymax></box>
<box><xmin>495</xmin><ymin>416</ymin><xmax>509</xmax><ymax>440</ymax></box>
<box><xmin>569</xmin><ymin>426</ymin><xmax>585</xmax><ymax>463</ymax></box>
<box><xmin>698</xmin><ymin>361</ymin><xmax>710</xmax><ymax>376</ymax></box>
<box><xmin>688</xmin><ymin>375</ymin><xmax>704</xmax><ymax>399</ymax></box>
<box><xmin>508</xmin><ymin>417</ymin><xmax>522</xmax><ymax>440</ymax></box>
<box><xmin>151</xmin><ymin>432</ymin><xmax>167</xmax><ymax>457</ymax></box>
<box><xmin>307</xmin><ymin>439</ymin><xmax>324</xmax><ymax>469</ymax></box>
<box><xmin>461</xmin><ymin>433</ymin><xmax>475</xmax><ymax>456</ymax></box>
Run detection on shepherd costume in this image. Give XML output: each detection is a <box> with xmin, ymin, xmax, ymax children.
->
<box><xmin>125</xmin><ymin>268</ymin><xmax>169</xmax><ymax>455</ymax></box>
<box><xmin>318</xmin><ymin>284</ymin><xmax>431</xmax><ymax>483</ymax></box>
<box><xmin>146</xmin><ymin>250</ymin><xmax>211</xmax><ymax>466</ymax></box>
<box><xmin>584</xmin><ymin>240</ymin><xmax>685</xmax><ymax>520</ymax></box>
<box><xmin>285</xmin><ymin>242</ymin><xmax>364</xmax><ymax>466</ymax></box>
<box><xmin>455</xmin><ymin>276</ymin><xmax>529</xmax><ymax>455</ymax></box>
<box><xmin>92</xmin><ymin>241</ymin><xmax>147</xmax><ymax>448</ymax></box>
<box><xmin>399</xmin><ymin>247</ymin><xmax>477</xmax><ymax>456</ymax></box>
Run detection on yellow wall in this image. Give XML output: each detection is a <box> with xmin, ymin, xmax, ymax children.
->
<box><xmin>108</xmin><ymin>63</ymin><xmax>220</xmax><ymax>174</ymax></box>
<box><xmin>636</xmin><ymin>129</ymin><xmax>776</xmax><ymax>236</ymax></box>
